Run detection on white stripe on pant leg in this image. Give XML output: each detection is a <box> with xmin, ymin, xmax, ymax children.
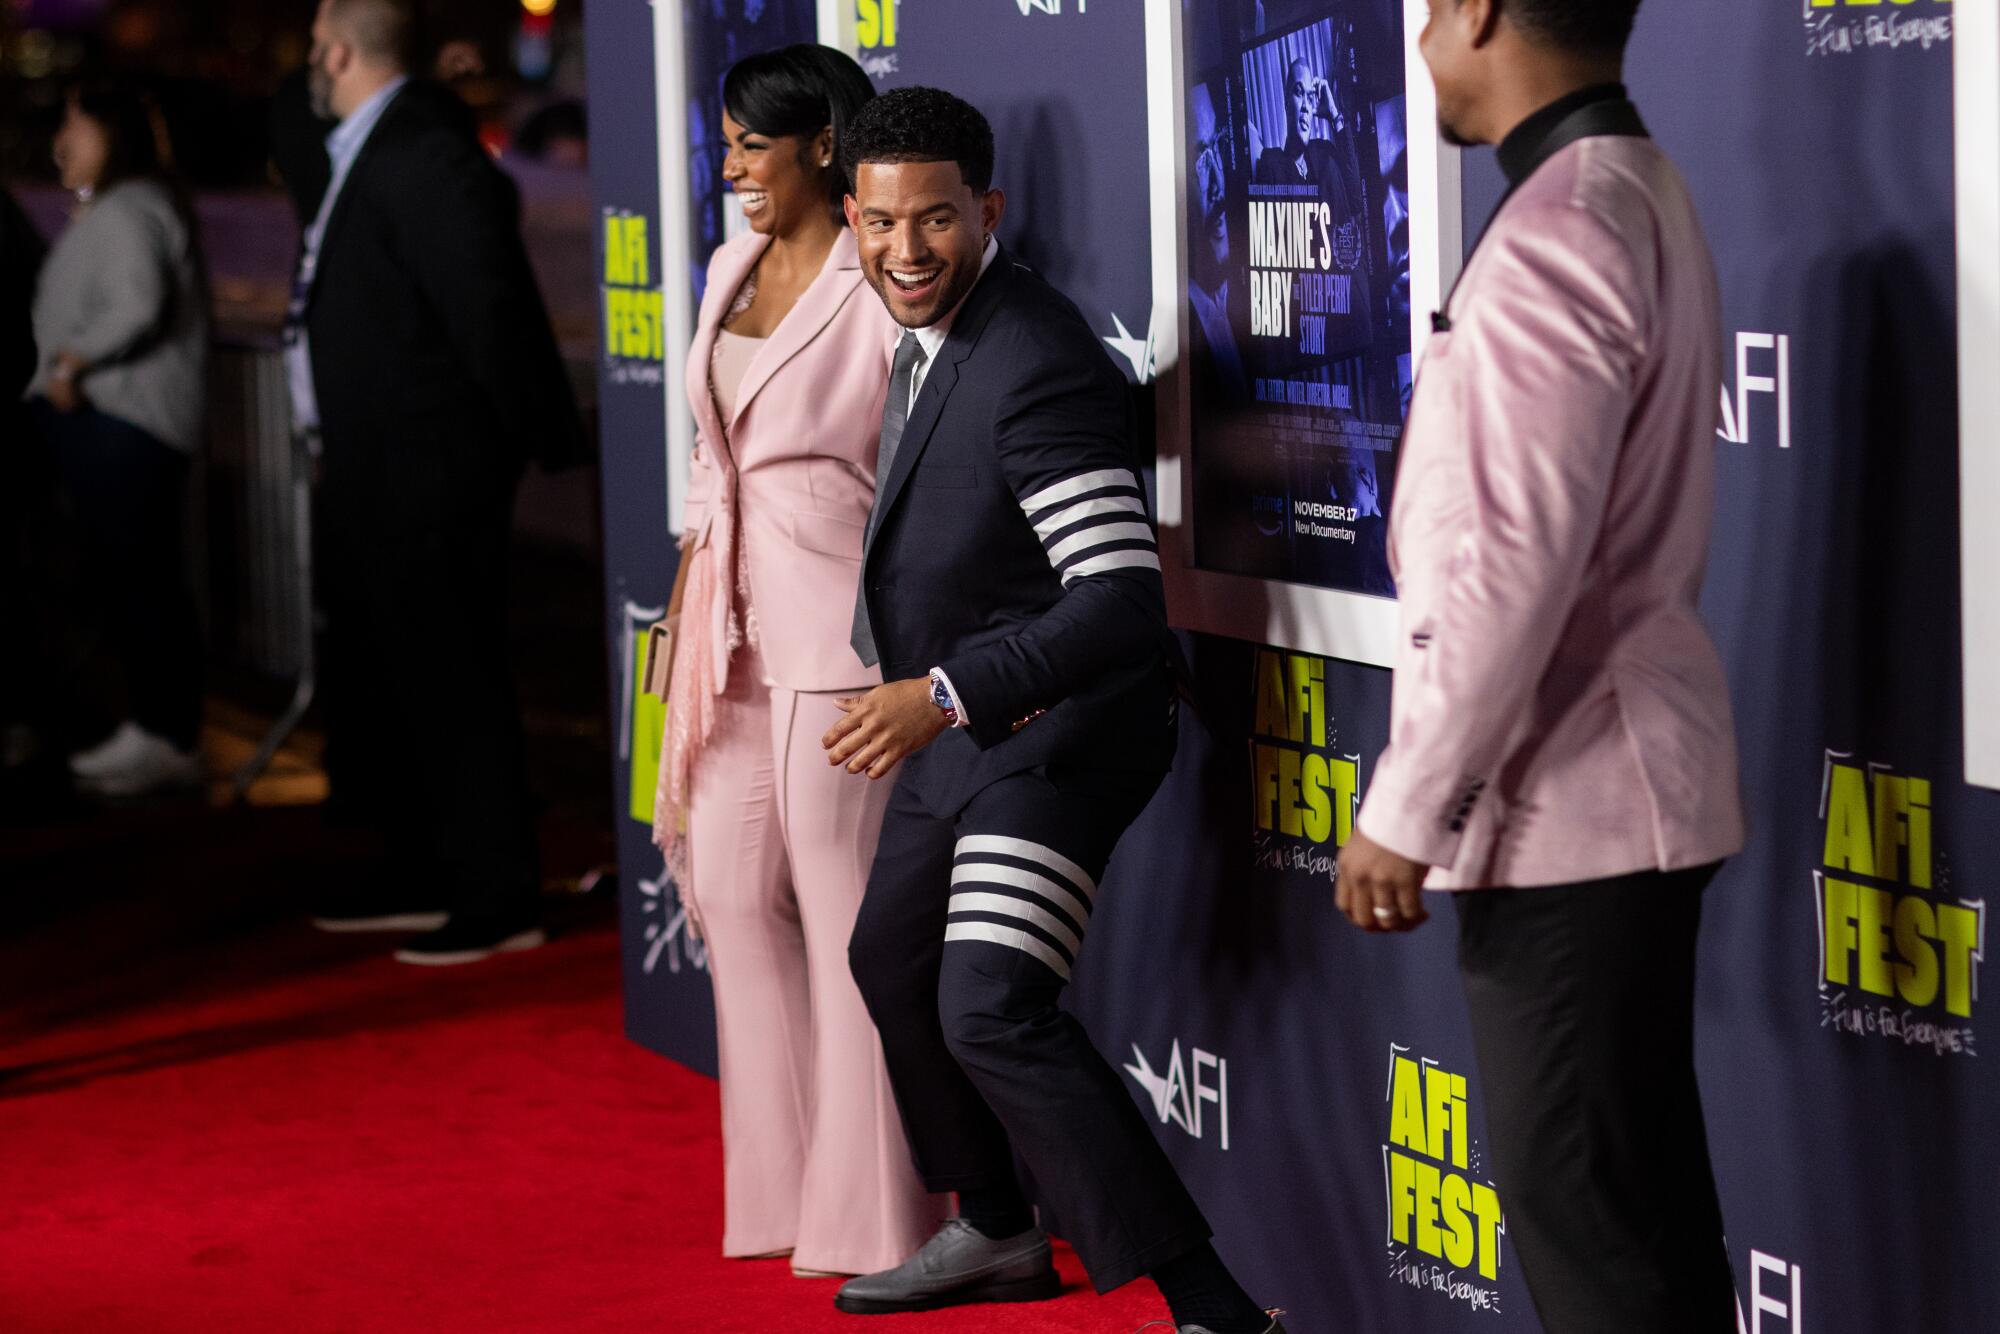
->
<box><xmin>1044</xmin><ymin>522</ymin><xmax>1157</xmax><ymax>567</ymax></box>
<box><xmin>955</xmin><ymin>835</ymin><xmax>1098</xmax><ymax>902</ymax></box>
<box><xmin>1030</xmin><ymin>493</ymin><xmax>1148</xmax><ymax>539</ymax></box>
<box><xmin>944</xmin><ymin>921</ymin><xmax>1072</xmax><ymax>979</ymax></box>
<box><xmin>1060</xmin><ymin>547</ymin><xmax>1162</xmax><ymax>585</ymax></box>
<box><xmin>1019</xmin><ymin>468</ymin><xmax>1140</xmax><ymax>514</ymax></box>
<box><xmin>948</xmin><ymin>892</ymin><xmax>1083</xmax><ymax>958</ymax></box>
<box><xmin>949</xmin><ymin>862</ymin><xmax>1092</xmax><ymax>927</ymax></box>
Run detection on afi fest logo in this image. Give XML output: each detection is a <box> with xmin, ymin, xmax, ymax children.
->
<box><xmin>601</xmin><ymin>211</ymin><xmax>664</xmax><ymax>387</ymax></box>
<box><xmin>1816</xmin><ymin>751</ymin><xmax>1985</xmax><ymax>1055</ymax></box>
<box><xmin>1736</xmin><ymin>1249</ymin><xmax>1804</xmax><ymax>1334</ymax></box>
<box><xmin>855</xmin><ymin>0</ymin><xmax>897</xmax><ymax>79</ymax></box>
<box><xmin>1718</xmin><ymin>332</ymin><xmax>1790</xmax><ymax>449</ymax></box>
<box><xmin>1804</xmin><ymin>0</ymin><xmax>1952</xmax><ymax>58</ymax></box>
<box><xmin>1382</xmin><ymin>1046</ymin><xmax>1506</xmax><ymax>1314</ymax></box>
<box><xmin>1250</xmin><ymin>649</ymin><xmax>1360</xmax><ymax>885</ymax></box>
<box><xmin>1123</xmin><ymin>1039</ymin><xmax>1230</xmax><ymax>1149</ymax></box>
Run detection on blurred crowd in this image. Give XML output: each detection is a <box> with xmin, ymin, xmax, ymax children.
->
<box><xmin>3</xmin><ymin>0</ymin><xmax>589</xmax><ymax>967</ymax></box>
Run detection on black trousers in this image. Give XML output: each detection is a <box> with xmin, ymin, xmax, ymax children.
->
<box><xmin>315</xmin><ymin>474</ymin><xmax>538</xmax><ymax>924</ymax></box>
<box><xmin>849</xmin><ymin>760</ymin><xmax>1211</xmax><ymax>1292</ymax></box>
<box><xmin>32</xmin><ymin>402</ymin><xmax>203</xmax><ymax>750</ymax></box>
<box><xmin>1453</xmin><ymin>863</ymin><xmax>1735</xmax><ymax>1334</ymax></box>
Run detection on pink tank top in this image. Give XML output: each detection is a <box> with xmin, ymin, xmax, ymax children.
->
<box><xmin>708</xmin><ymin>328</ymin><xmax>764</xmax><ymax>426</ymax></box>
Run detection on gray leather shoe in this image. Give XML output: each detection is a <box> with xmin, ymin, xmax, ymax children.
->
<box><xmin>833</xmin><ymin>1218</ymin><xmax>1060</xmax><ymax>1314</ymax></box>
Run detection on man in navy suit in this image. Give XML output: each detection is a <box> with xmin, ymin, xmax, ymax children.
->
<box><xmin>819</xmin><ymin>88</ymin><xmax>1278</xmax><ymax>1334</ymax></box>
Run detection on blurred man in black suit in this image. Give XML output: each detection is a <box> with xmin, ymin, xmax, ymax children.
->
<box><xmin>282</xmin><ymin>0</ymin><xmax>584</xmax><ymax>964</ymax></box>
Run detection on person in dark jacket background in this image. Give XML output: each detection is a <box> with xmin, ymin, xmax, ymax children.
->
<box><xmin>1</xmin><ymin>186</ymin><xmax>42</xmax><ymax>403</ymax></box>
<box><xmin>281</xmin><ymin>0</ymin><xmax>585</xmax><ymax>965</ymax></box>
<box><xmin>2</xmin><ymin>184</ymin><xmax>50</xmax><ymax>772</ymax></box>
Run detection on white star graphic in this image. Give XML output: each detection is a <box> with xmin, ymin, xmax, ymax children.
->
<box><xmin>1123</xmin><ymin>1043</ymin><xmax>1173</xmax><ymax>1121</ymax></box>
<box><xmin>1103</xmin><ymin>312</ymin><xmax>1155</xmax><ymax>384</ymax></box>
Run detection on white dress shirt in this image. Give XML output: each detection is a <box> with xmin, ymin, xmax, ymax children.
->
<box><xmin>915</xmin><ymin>233</ymin><xmax>999</xmax><ymax>725</ymax></box>
<box><xmin>905</xmin><ymin>233</ymin><xmax>999</xmax><ymax>414</ymax></box>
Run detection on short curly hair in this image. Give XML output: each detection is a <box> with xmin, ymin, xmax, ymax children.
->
<box><xmin>839</xmin><ymin>86</ymin><xmax>995</xmax><ymax>194</ymax></box>
<box><xmin>1506</xmin><ymin>0</ymin><xmax>1642</xmax><ymax>56</ymax></box>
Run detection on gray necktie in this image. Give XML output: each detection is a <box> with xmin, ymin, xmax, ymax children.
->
<box><xmin>850</xmin><ymin>333</ymin><xmax>928</xmax><ymax>668</ymax></box>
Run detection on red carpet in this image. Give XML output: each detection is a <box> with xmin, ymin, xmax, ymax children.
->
<box><xmin>0</xmin><ymin>923</ymin><xmax>1169</xmax><ymax>1332</ymax></box>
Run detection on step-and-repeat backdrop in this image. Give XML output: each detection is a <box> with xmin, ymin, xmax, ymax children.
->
<box><xmin>589</xmin><ymin>1</ymin><xmax>1996</xmax><ymax>1329</ymax></box>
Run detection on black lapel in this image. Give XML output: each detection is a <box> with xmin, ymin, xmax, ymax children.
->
<box><xmin>1439</xmin><ymin>99</ymin><xmax>1647</xmax><ymax>328</ymax></box>
<box><xmin>863</xmin><ymin>250</ymin><xmax>1017</xmax><ymax>557</ymax></box>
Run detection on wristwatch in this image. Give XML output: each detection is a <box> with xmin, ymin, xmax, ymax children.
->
<box><xmin>928</xmin><ymin>668</ymin><xmax>961</xmax><ymax>728</ymax></box>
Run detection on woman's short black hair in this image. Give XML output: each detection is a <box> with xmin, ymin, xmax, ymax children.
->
<box><xmin>839</xmin><ymin>87</ymin><xmax>995</xmax><ymax>194</ymax></box>
<box><xmin>722</xmin><ymin>44</ymin><xmax>876</xmax><ymax>209</ymax></box>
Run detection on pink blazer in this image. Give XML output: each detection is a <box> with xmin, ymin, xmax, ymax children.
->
<box><xmin>1356</xmin><ymin>134</ymin><xmax>1746</xmax><ymax>890</ymax></box>
<box><xmin>681</xmin><ymin>229</ymin><xmax>895</xmax><ymax>694</ymax></box>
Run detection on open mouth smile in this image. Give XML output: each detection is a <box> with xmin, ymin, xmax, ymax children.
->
<box><xmin>887</xmin><ymin>265</ymin><xmax>943</xmax><ymax>299</ymax></box>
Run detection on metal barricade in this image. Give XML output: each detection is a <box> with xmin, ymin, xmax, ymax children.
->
<box><xmin>205</xmin><ymin>338</ymin><xmax>315</xmax><ymax>801</ymax></box>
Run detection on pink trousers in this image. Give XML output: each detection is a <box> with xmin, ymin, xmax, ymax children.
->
<box><xmin>685</xmin><ymin>649</ymin><xmax>943</xmax><ymax>1274</ymax></box>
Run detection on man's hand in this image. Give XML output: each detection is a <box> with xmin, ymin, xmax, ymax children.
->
<box><xmin>1313</xmin><ymin>76</ymin><xmax>1346</xmax><ymax>135</ymax></box>
<box><xmin>821</xmin><ymin>678</ymin><xmax>948</xmax><ymax>779</ymax></box>
<box><xmin>1335</xmin><ymin>829</ymin><xmax>1431</xmax><ymax>933</ymax></box>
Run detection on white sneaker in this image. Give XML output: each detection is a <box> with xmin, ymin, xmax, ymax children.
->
<box><xmin>75</xmin><ymin>727</ymin><xmax>202</xmax><ymax>797</ymax></box>
<box><xmin>68</xmin><ymin>721</ymin><xmax>152</xmax><ymax>779</ymax></box>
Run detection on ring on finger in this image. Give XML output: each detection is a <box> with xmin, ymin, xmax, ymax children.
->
<box><xmin>1371</xmin><ymin>905</ymin><xmax>1396</xmax><ymax>921</ymax></box>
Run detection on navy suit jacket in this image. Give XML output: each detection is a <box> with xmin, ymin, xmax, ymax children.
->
<box><xmin>859</xmin><ymin>247</ymin><xmax>1177</xmax><ymax>817</ymax></box>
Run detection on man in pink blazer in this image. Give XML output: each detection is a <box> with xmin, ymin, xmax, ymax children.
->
<box><xmin>1338</xmin><ymin>2</ymin><xmax>1745</xmax><ymax>1330</ymax></box>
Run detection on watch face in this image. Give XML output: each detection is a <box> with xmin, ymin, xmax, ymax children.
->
<box><xmin>931</xmin><ymin>677</ymin><xmax>953</xmax><ymax>712</ymax></box>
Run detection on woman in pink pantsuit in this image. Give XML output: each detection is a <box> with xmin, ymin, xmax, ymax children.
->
<box><xmin>652</xmin><ymin>45</ymin><xmax>943</xmax><ymax>1277</ymax></box>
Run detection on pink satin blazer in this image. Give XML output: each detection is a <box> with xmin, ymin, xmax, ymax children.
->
<box><xmin>681</xmin><ymin>229</ymin><xmax>895</xmax><ymax>694</ymax></box>
<box><xmin>1356</xmin><ymin>134</ymin><xmax>1746</xmax><ymax>890</ymax></box>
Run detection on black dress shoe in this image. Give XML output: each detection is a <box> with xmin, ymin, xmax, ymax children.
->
<box><xmin>834</xmin><ymin>1219</ymin><xmax>1060</xmax><ymax>1314</ymax></box>
<box><xmin>392</xmin><ymin>914</ymin><xmax>546</xmax><ymax>966</ymax></box>
<box><xmin>311</xmin><ymin>885</ymin><xmax>449</xmax><ymax>934</ymax></box>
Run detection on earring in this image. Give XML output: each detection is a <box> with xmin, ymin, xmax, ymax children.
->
<box><xmin>821</xmin><ymin>157</ymin><xmax>832</xmax><ymax>167</ymax></box>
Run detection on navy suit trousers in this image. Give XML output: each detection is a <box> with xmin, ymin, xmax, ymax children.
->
<box><xmin>848</xmin><ymin>758</ymin><xmax>1211</xmax><ymax>1292</ymax></box>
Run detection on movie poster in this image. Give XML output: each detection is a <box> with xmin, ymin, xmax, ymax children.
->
<box><xmin>1184</xmin><ymin>0</ymin><xmax>1411</xmax><ymax>596</ymax></box>
<box><xmin>680</xmin><ymin>0</ymin><xmax>816</xmax><ymax>306</ymax></box>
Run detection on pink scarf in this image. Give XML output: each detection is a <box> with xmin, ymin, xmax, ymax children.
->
<box><xmin>650</xmin><ymin>476</ymin><xmax>745</xmax><ymax>894</ymax></box>
<box><xmin>652</xmin><ymin>273</ymin><xmax>766</xmax><ymax>898</ymax></box>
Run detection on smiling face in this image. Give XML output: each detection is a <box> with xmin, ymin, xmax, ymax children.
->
<box><xmin>720</xmin><ymin>110</ymin><xmax>832</xmax><ymax>238</ymax></box>
<box><xmin>844</xmin><ymin>159</ymin><xmax>1003</xmax><ymax>329</ymax></box>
